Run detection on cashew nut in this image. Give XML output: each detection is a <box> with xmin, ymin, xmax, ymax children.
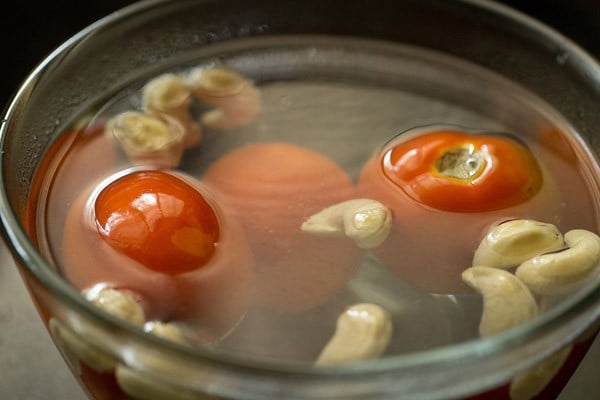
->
<box><xmin>301</xmin><ymin>199</ymin><xmax>392</xmax><ymax>249</ymax></box>
<box><xmin>515</xmin><ymin>229</ymin><xmax>600</xmax><ymax>295</ymax></box>
<box><xmin>186</xmin><ymin>67</ymin><xmax>261</xmax><ymax>130</ymax></box>
<box><xmin>142</xmin><ymin>73</ymin><xmax>202</xmax><ymax>148</ymax></box>
<box><xmin>509</xmin><ymin>345</ymin><xmax>572</xmax><ymax>400</ymax></box>
<box><xmin>462</xmin><ymin>266</ymin><xmax>538</xmax><ymax>337</ymax></box>
<box><xmin>315</xmin><ymin>303</ymin><xmax>393</xmax><ymax>366</ymax></box>
<box><xmin>472</xmin><ymin>219</ymin><xmax>564</xmax><ymax>269</ymax></box>
<box><xmin>82</xmin><ymin>284</ymin><xmax>145</xmax><ymax>326</ymax></box>
<box><xmin>49</xmin><ymin>318</ymin><xmax>117</xmax><ymax>373</ymax></box>
<box><xmin>106</xmin><ymin>111</ymin><xmax>185</xmax><ymax>168</ymax></box>
<box><xmin>115</xmin><ymin>364</ymin><xmax>216</xmax><ymax>400</ymax></box>
<box><xmin>144</xmin><ymin>321</ymin><xmax>188</xmax><ymax>345</ymax></box>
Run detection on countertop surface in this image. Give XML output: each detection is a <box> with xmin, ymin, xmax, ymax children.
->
<box><xmin>1</xmin><ymin>1</ymin><xmax>599</xmax><ymax>399</ymax></box>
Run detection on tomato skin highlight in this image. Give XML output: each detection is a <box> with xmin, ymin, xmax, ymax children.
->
<box><xmin>94</xmin><ymin>170</ymin><xmax>220</xmax><ymax>275</ymax></box>
<box><xmin>382</xmin><ymin>130</ymin><xmax>543</xmax><ymax>212</ymax></box>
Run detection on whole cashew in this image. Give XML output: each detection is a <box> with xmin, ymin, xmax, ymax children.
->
<box><xmin>462</xmin><ymin>266</ymin><xmax>538</xmax><ymax>337</ymax></box>
<box><xmin>82</xmin><ymin>284</ymin><xmax>146</xmax><ymax>326</ymax></box>
<box><xmin>315</xmin><ymin>303</ymin><xmax>393</xmax><ymax>366</ymax></box>
<box><xmin>472</xmin><ymin>219</ymin><xmax>564</xmax><ymax>269</ymax></box>
<box><xmin>301</xmin><ymin>199</ymin><xmax>393</xmax><ymax>249</ymax></box>
<box><xmin>515</xmin><ymin>229</ymin><xmax>600</xmax><ymax>295</ymax></box>
<box><xmin>142</xmin><ymin>73</ymin><xmax>202</xmax><ymax>148</ymax></box>
<box><xmin>186</xmin><ymin>67</ymin><xmax>261</xmax><ymax>131</ymax></box>
<box><xmin>509</xmin><ymin>345</ymin><xmax>572</xmax><ymax>400</ymax></box>
<box><xmin>106</xmin><ymin>111</ymin><xmax>185</xmax><ymax>168</ymax></box>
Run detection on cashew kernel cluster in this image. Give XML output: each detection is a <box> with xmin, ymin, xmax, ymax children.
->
<box><xmin>49</xmin><ymin>284</ymin><xmax>212</xmax><ymax>399</ymax></box>
<box><xmin>301</xmin><ymin>198</ymin><xmax>393</xmax><ymax>249</ymax></box>
<box><xmin>106</xmin><ymin>67</ymin><xmax>261</xmax><ymax>168</ymax></box>
<box><xmin>471</xmin><ymin>219</ymin><xmax>600</xmax><ymax>298</ymax></box>
<box><xmin>465</xmin><ymin>219</ymin><xmax>600</xmax><ymax>400</ymax></box>
<box><xmin>82</xmin><ymin>284</ymin><xmax>195</xmax><ymax>345</ymax></box>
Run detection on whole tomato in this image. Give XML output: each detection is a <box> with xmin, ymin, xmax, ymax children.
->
<box><xmin>202</xmin><ymin>142</ymin><xmax>361</xmax><ymax>313</ymax></box>
<box><xmin>358</xmin><ymin>126</ymin><xmax>561</xmax><ymax>294</ymax></box>
<box><xmin>62</xmin><ymin>155</ymin><xmax>255</xmax><ymax>339</ymax></box>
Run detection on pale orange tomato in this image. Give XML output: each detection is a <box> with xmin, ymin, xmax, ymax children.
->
<box><xmin>202</xmin><ymin>142</ymin><xmax>361</xmax><ymax>312</ymax></box>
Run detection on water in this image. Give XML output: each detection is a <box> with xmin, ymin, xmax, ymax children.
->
<box><xmin>26</xmin><ymin>36</ymin><xmax>600</xmax><ymax>364</ymax></box>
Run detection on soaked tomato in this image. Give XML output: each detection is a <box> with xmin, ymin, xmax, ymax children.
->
<box><xmin>358</xmin><ymin>127</ymin><xmax>561</xmax><ymax>294</ymax></box>
<box><xmin>62</xmin><ymin>164</ymin><xmax>255</xmax><ymax>338</ymax></box>
<box><xmin>202</xmin><ymin>142</ymin><xmax>361</xmax><ymax>312</ymax></box>
<box><xmin>94</xmin><ymin>170</ymin><xmax>220</xmax><ymax>275</ymax></box>
<box><xmin>382</xmin><ymin>130</ymin><xmax>543</xmax><ymax>212</ymax></box>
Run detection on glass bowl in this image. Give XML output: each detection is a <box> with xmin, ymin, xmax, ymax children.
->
<box><xmin>1</xmin><ymin>0</ymin><xmax>600</xmax><ymax>399</ymax></box>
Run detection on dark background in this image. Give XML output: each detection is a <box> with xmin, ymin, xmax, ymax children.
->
<box><xmin>2</xmin><ymin>0</ymin><xmax>600</xmax><ymax>110</ymax></box>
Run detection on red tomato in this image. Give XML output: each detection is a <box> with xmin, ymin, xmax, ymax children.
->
<box><xmin>94</xmin><ymin>170</ymin><xmax>219</xmax><ymax>275</ymax></box>
<box><xmin>358</xmin><ymin>127</ymin><xmax>561</xmax><ymax>294</ymax></box>
<box><xmin>62</xmin><ymin>169</ymin><xmax>255</xmax><ymax>338</ymax></box>
<box><xmin>383</xmin><ymin>130</ymin><xmax>543</xmax><ymax>212</ymax></box>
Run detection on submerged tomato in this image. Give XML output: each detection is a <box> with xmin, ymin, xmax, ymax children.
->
<box><xmin>94</xmin><ymin>170</ymin><xmax>220</xmax><ymax>274</ymax></box>
<box><xmin>202</xmin><ymin>142</ymin><xmax>360</xmax><ymax>312</ymax></box>
<box><xmin>382</xmin><ymin>130</ymin><xmax>543</xmax><ymax>212</ymax></box>
<box><xmin>358</xmin><ymin>127</ymin><xmax>561</xmax><ymax>294</ymax></box>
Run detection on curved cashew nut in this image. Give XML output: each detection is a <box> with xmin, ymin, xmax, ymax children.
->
<box><xmin>142</xmin><ymin>73</ymin><xmax>202</xmax><ymax>148</ymax></box>
<box><xmin>462</xmin><ymin>266</ymin><xmax>538</xmax><ymax>337</ymax></box>
<box><xmin>515</xmin><ymin>229</ymin><xmax>600</xmax><ymax>295</ymax></box>
<box><xmin>473</xmin><ymin>219</ymin><xmax>564</xmax><ymax>269</ymax></box>
<box><xmin>315</xmin><ymin>303</ymin><xmax>393</xmax><ymax>366</ymax></box>
<box><xmin>301</xmin><ymin>199</ymin><xmax>392</xmax><ymax>249</ymax></box>
<box><xmin>106</xmin><ymin>111</ymin><xmax>185</xmax><ymax>168</ymax></box>
<box><xmin>186</xmin><ymin>67</ymin><xmax>261</xmax><ymax>131</ymax></box>
<box><xmin>82</xmin><ymin>284</ymin><xmax>146</xmax><ymax>326</ymax></box>
<box><xmin>509</xmin><ymin>345</ymin><xmax>572</xmax><ymax>400</ymax></box>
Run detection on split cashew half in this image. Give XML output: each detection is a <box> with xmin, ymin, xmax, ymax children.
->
<box><xmin>106</xmin><ymin>111</ymin><xmax>185</xmax><ymax>168</ymax></box>
<box><xmin>301</xmin><ymin>199</ymin><xmax>392</xmax><ymax>249</ymax></box>
<box><xmin>515</xmin><ymin>229</ymin><xmax>600</xmax><ymax>295</ymax></box>
<box><xmin>462</xmin><ymin>266</ymin><xmax>538</xmax><ymax>337</ymax></box>
<box><xmin>142</xmin><ymin>73</ymin><xmax>202</xmax><ymax>148</ymax></box>
<box><xmin>186</xmin><ymin>67</ymin><xmax>261</xmax><ymax>131</ymax></box>
<box><xmin>472</xmin><ymin>219</ymin><xmax>564</xmax><ymax>269</ymax></box>
<box><xmin>315</xmin><ymin>303</ymin><xmax>393</xmax><ymax>366</ymax></box>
